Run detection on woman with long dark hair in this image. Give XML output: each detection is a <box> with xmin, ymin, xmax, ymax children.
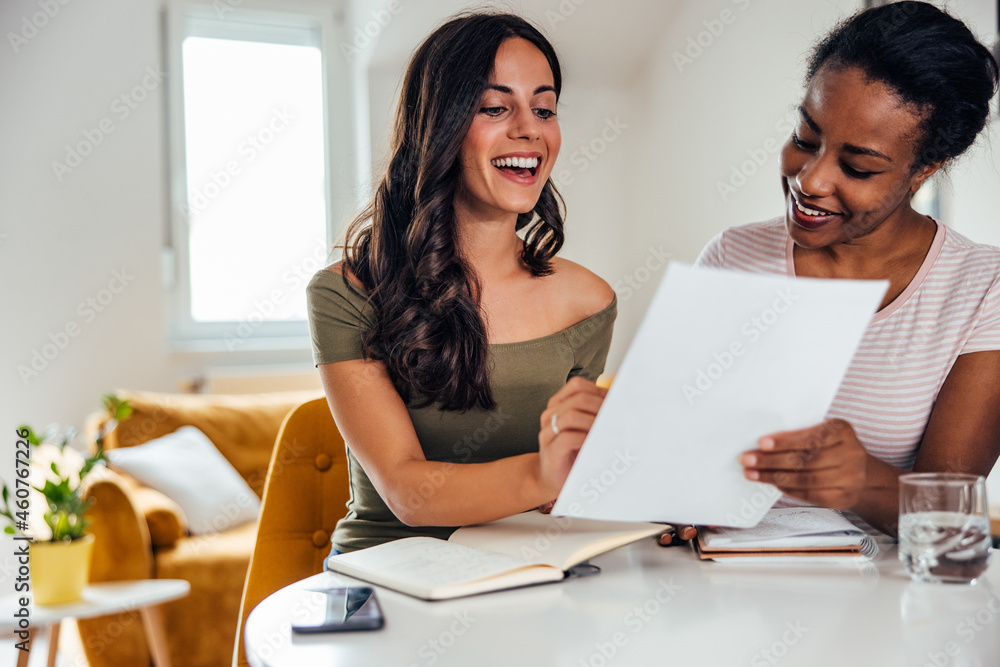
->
<box><xmin>308</xmin><ymin>13</ymin><xmax>615</xmax><ymax>553</ymax></box>
<box><xmin>668</xmin><ymin>1</ymin><xmax>1000</xmax><ymax>541</ymax></box>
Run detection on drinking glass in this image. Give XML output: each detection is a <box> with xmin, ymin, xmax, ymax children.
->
<box><xmin>898</xmin><ymin>473</ymin><xmax>992</xmax><ymax>584</ymax></box>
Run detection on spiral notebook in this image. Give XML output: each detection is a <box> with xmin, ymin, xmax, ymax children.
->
<box><xmin>695</xmin><ymin>508</ymin><xmax>879</xmax><ymax>562</ymax></box>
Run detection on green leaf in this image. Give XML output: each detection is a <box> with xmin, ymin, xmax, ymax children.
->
<box><xmin>18</xmin><ymin>425</ymin><xmax>41</xmax><ymax>446</ymax></box>
<box><xmin>4</xmin><ymin>526</ymin><xmax>14</xmax><ymax>535</ymax></box>
<box><xmin>79</xmin><ymin>445</ymin><xmax>105</xmax><ymax>478</ymax></box>
<box><xmin>102</xmin><ymin>393</ymin><xmax>132</xmax><ymax>422</ymax></box>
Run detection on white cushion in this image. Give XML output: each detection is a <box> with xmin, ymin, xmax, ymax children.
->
<box><xmin>105</xmin><ymin>426</ymin><xmax>261</xmax><ymax>535</ymax></box>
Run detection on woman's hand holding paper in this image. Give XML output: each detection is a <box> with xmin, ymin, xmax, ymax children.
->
<box><xmin>741</xmin><ymin>419</ymin><xmax>869</xmax><ymax>510</ymax></box>
<box><xmin>536</xmin><ymin>377</ymin><xmax>608</xmax><ymax>501</ymax></box>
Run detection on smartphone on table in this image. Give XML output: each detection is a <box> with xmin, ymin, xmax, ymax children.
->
<box><xmin>291</xmin><ymin>586</ymin><xmax>384</xmax><ymax>633</ymax></box>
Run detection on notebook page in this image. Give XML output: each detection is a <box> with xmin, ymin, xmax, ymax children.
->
<box><xmin>450</xmin><ymin>511</ymin><xmax>665</xmax><ymax>570</ymax></box>
<box><xmin>326</xmin><ymin>537</ymin><xmax>548</xmax><ymax>597</ymax></box>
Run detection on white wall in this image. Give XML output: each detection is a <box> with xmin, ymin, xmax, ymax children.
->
<box><xmin>1</xmin><ymin>0</ymin><xmax>184</xmax><ymax>433</ymax></box>
<box><xmin>936</xmin><ymin>0</ymin><xmax>1000</xmax><ymax>246</ymax></box>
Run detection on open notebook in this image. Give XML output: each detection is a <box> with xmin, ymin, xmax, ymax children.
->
<box><xmin>325</xmin><ymin>511</ymin><xmax>666</xmax><ymax>600</ymax></box>
<box><xmin>695</xmin><ymin>508</ymin><xmax>879</xmax><ymax>562</ymax></box>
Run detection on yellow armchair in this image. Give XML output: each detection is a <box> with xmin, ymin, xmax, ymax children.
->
<box><xmin>80</xmin><ymin>389</ymin><xmax>320</xmax><ymax>667</ymax></box>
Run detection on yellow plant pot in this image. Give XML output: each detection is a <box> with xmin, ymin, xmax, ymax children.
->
<box><xmin>30</xmin><ymin>534</ymin><xmax>95</xmax><ymax>605</ymax></box>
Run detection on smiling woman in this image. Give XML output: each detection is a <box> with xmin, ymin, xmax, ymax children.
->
<box><xmin>306</xmin><ymin>14</ymin><xmax>616</xmax><ymax>553</ymax></box>
<box><xmin>692</xmin><ymin>1</ymin><xmax>1000</xmax><ymax>536</ymax></box>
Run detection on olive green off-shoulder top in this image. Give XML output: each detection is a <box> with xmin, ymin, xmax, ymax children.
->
<box><xmin>306</xmin><ymin>268</ymin><xmax>616</xmax><ymax>552</ymax></box>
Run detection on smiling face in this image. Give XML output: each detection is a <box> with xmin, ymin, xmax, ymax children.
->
<box><xmin>454</xmin><ymin>37</ymin><xmax>561</xmax><ymax>223</ymax></box>
<box><xmin>779</xmin><ymin>65</ymin><xmax>940</xmax><ymax>250</ymax></box>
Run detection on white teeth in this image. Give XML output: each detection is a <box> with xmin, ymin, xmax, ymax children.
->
<box><xmin>491</xmin><ymin>157</ymin><xmax>539</xmax><ymax>169</ymax></box>
<box><xmin>795</xmin><ymin>200</ymin><xmax>831</xmax><ymax>217</ymax></box>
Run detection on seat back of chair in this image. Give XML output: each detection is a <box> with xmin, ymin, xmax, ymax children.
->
<box><xmin>233</xmin><ymin>397</ymin><xmax>351</xmax><ymax>666</ymax></box>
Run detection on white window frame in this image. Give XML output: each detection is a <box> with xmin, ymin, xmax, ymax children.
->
<box><xmin>163</xmin><ymin>0</ymin><xmax>361</xmax><ymax>352</ymax></box>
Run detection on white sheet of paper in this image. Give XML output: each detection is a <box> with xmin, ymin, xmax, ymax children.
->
<box><xmin>552</xmin><ymin>263</ymin><xmax>887</xmax><ymax>528</ymax></box>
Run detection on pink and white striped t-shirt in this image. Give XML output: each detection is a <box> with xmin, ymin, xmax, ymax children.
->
<box><xmin>696</xmin><ymin>218</ymin><xmax>1000</xmax><ymax>470</ymax></box>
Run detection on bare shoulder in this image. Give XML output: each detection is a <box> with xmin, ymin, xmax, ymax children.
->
<box><xmin>325</xmin><ymin>260</ymin><xmax>364</xmax><ymax>289</ymax></box>
<box><xmin>550</xmin><ymin>257</ymin><xmax>615</xmax><ymax>320</ymax></box>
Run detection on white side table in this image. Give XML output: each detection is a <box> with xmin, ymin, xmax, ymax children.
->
<box><xmin>0</xmin><ymin>579</ymin><xmax>189</xmax><ymax>667</ymax></box>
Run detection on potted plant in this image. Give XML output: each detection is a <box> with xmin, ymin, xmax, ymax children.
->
<box><xmin>0</xmin><ymin>393</ymin><xmax>131</xmax><ymax>605</ymax></box>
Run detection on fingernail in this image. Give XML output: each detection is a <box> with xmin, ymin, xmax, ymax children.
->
<box><xmin>746</xmin><ymin>470</ymin><xmax>760</xmax><ymax>480</ymax></box>
<box><xmin>741</xmin><ymin>453</ymin><xmax>757</xmax><ymax>466</ymax></box>
<box><xmin>760</xmin><ymin>438</ymin><xmax>775</xmax><ymax>450</ymax></box>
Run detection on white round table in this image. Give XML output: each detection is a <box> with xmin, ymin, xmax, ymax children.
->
<box><xmin>244</xmin><ymin>539</ymin><xmax>999</xmax><ymax>667</ymax></box>
<box><xmin>0</xmin><ymin>579</ymin><xmax>189</xmax><ymax>667</ymax></box>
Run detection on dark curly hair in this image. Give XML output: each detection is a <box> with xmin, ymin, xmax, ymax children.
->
<box><xmin>342</xmin><ymin>13</ymin><xmax>564</xmax><ymax>412</ymax></box>
<box><xmin>807</xmin><ymin>1</ymin><xmax>998</xmax><ymax>171</ymax></box>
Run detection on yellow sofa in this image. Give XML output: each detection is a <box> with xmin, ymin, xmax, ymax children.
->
<box><xmin>80</xmin><ymin>389</ymin><xmax>321</xmax><ymax>667</ymax></box>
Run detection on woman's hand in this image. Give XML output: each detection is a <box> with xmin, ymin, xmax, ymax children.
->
<box><xmin>535</xmin><ymin>377</ymin><xmax>608</xmax><ymax>500</ymax></box>
<box><xmin>741</xmin><ymin>418</ymin><xmax>868</xmax><ymax>509</ymax></box>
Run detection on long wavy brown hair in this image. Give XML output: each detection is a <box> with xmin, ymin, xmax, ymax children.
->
<box><xmin>342</xmin><ymin>13</ymin><xmax>565</xmax><ymax>412</ymax></box>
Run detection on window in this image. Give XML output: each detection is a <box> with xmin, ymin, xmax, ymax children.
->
<box><xmin>165</xmin><ymin>2</ymin><xmax>355</xmax><ymax>350</ymax></box>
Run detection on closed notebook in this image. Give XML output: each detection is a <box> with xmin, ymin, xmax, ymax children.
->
<box><xmin>325</xmin><ymin>511</ymin><xmax>666</xmax><ymax>600</ymax></box>
<box><xmin>695</xmin><ymin>507</ymin><xmax>879</xmax><ymax>561</ymax></box>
